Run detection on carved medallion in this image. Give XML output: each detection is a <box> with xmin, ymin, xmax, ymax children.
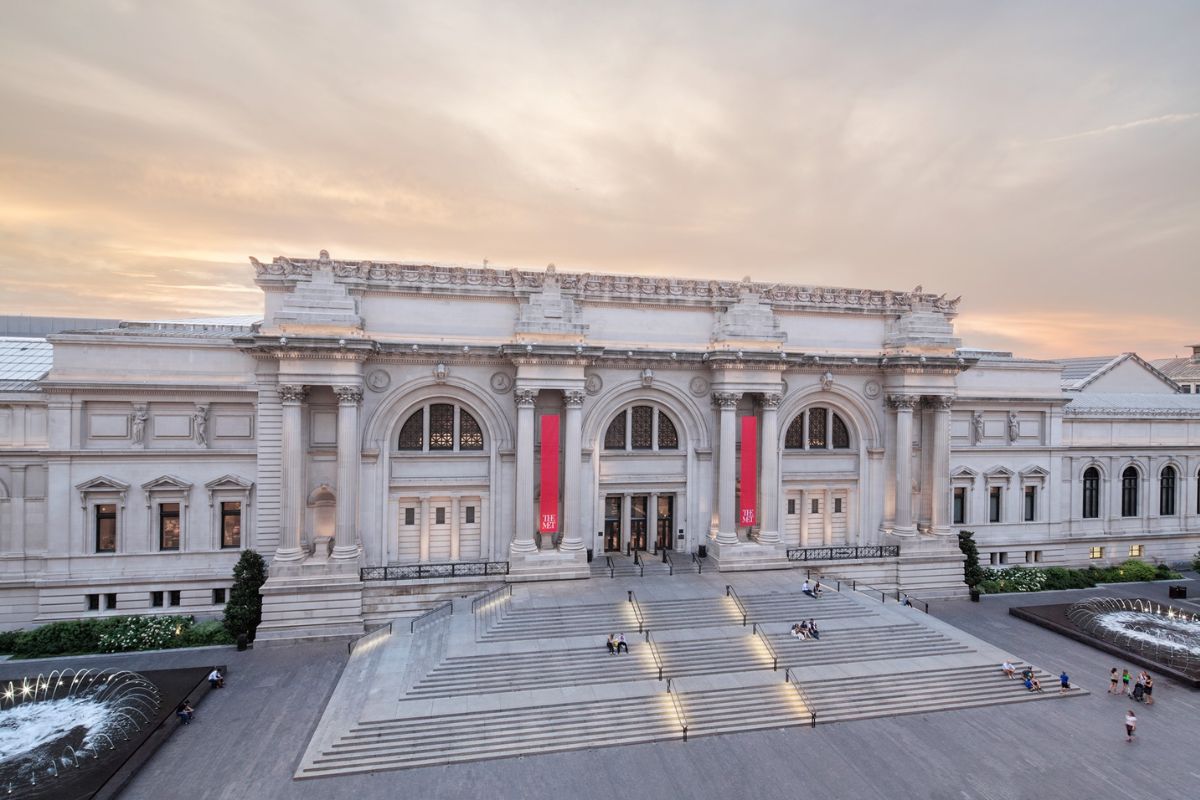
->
<box><xmin>366</xmin><ymin>369</ymin><xmax>391</xmax><ymax>392</ymax></box>
<box><xmin>689</xmin><ymin>376</ymin><xmax>710</xmax><ymax>397</ymax></box>
<box><xmin>864</xmin><ymin>380</ymin><xmax>881</xmax><ymax>399</ymax></box>
<box><xmin>585</xmin><ymin>373</ymin><xmax>604</xmax><ymax>396</ymax></box>
<box><xmin>489</xmin><ymin>372</ymin><xmax>514</xmax><ymax>394</ymax></box>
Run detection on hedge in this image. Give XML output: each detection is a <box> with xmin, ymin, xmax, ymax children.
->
<box><xmin>977</xmin><ymin>559</ymin><xmax>1180</xmax><ymax>594</ymax></box>
<box><xmin>0</xmin><ymin>614</ymin><xmax>234</xmax><ymax>659</ymax></box>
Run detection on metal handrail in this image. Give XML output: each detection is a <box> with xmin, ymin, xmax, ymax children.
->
<box><xmin>786</xmin><ymin>545</ymin><xmax>899</xmax><ymax>562</ymax></box>
<box><xmin>646</xmin><ymin>630</ymin><xmax>666</xmax><ymax>681</ymax></box>
<box><xmin>663</xmin><ymin>551</ymin><xmax>675</xmax><ymax>576</ymax></box>
<box><xmin>666</xmin><ymin>677</ymin><xmax>689</xmax><ymax>742</ymax></box>
<box><xmin>692</xmin><ymin>553</ymin><xmax>703</xmax><ymax>574</ymax></box>
<box><xmin>815</xmin><ymin>573</ymin><xmax>888</xmax><ymax>603</ymax></box>
<box><xmin>410</xmin><ymin>599</ymin><xmax>453</xmax><ymax>633</ymax></box>
<box><xmin>361</xmin><ymin>561</ymin><xmax>510</xmax><ymax>581</ymax></box>
<box><xmin>785</xmin><ymin>667</ymin><xmax>817</xmax><ymax>728</ymax></box>
<box><xmin>725</xmin><ymin>584</ymin><xmax>748</xmax><ymax>625</ymax></box>
<box><xmin>628</xmin><ymin>590</ymin><xmax>645</xmax><ymax>634</ymax></box>
<box><xmin>347</xmin><ymin>621</ymin><xmax>392</xmax><ymax>655</ymax></box>
<box><xmin>605</xmin><ymin>555</ymin><xmax>615</xmax><ymax>579</ymax></box>
<box><xmin>632</xmin><ymin>550</ymin><xmax>645</xmax><ymax>576</ymax></box>
<box><xmin>471</xmin><ymin>584</ymin><xmax>513</xmax><ymax>640</ymax></box>
<box><xmin>751</xmin><ymin>621</ymin><xmax>779</xmax><ymax>671</ymax></box>
<box><xmin>899</xmin><ymin>593</ymin><xmax>930</xmax><ymax>613</ymax></box>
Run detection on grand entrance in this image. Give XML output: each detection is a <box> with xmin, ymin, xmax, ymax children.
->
<box><xmin>603</xmin><ymin>493</ymin><xmax>675</xmax><ymax>553</ymax></box>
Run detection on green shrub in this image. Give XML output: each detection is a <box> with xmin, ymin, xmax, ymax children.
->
<box><xmin>1193</xmin><ymin>549</ymin><xmax>1200</xmax><ymax>573</ymax></box>
<box><xmin>0</xmin><ymin>629</ymin><xmax>23</xmax><ymax>654</ymax></box>
<box><xmin>958</xmin><ymin>531</ymin><xmax>984</xmax><ymax>588</ymax></box>
<box><xmin>184</xmin><ymin>619</ymin><xmax>235</xmax><ymax>647</ymax></box>
<box><xmin>1154</xmin><ymin>563</ymin><xmax>1176</xmax><ymax>580</ymax></box>
<box><xmin>1041</xmin><ymin>567</ymin><xmax>1095</xmax><ymax>591</ymax></box>
<box><xmin>976</xmin><ymin>579</ymin><xmax>1003</xmax><ymax>594</ymax></box>
<box><xmin>97</xmin><ymin>614</ymin><xmax>193</xmax><ymax>653</ymax></box>
<box><xmin>224</xmin><ymin>549</ymin><xmax>267</xmax><ymax>641</ymax></box>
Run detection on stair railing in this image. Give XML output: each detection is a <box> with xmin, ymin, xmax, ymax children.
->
<box><xmin>633</xmin><ymin>549</ymin><xmax>645</xmax><ymax>576</ymax></box>
<box><xmin>666</xmin><ymin>677</ymin><xmax>689</xmax><ymax>742</ymax></box>
<box><xmin>784</xmin><ymin>667</ymin><xmax>817</xmax><ymax>728</ymax></box>
<box><xmin>347</xmin><ymin>620</ymin><xmax>392</xmax><ymax>655</ymax></box>
<box><xmin>410</xmin><ymin>599</ymin><xmax>453</xmax><ymax>633</ymax></box>
<box><xmin>692</xmin><ymin>552</ymin><xmax>703</xmax><ymax>574</ymax></box>
<box><xmin>663</xmin><ymin>551</ymin><xmax>675</xmax><ymax>576</ymax></box>
<box><xmin>750</xmin><ymin>621</ymin><xmax>779</xmax><ymax>671</ymax></box>
<box><xmin>471</xmin><ymin>583</ymin><xmax>513</xmax><ymax>641</ymax></box>
<box><xmin>818</xmin><ymin>573</ymin><xmax>888</xmax><ymax>604</ymax></box>
<box><xmin>646</xmin><ymin>630</ymin><xmax>666</xmax><ymax>681</ymax></box>
<box><xmin>628</xmin><ymin>589</ymin><xmax>646</xmax><ymax>634</ymax></box>
<box><xmin>605</xmin><ymin>555</ymin><xmax>615</xmax><ymax>578</ymax></box>
<box><xmin>725</xmin><ymin>584</ymin><xmax>749</xmax><ymax>626</ymax></box>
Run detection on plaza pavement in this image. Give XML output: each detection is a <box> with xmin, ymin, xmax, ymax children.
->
<box><xmin>8</xmin><ymin>572</ymin><xmax>1197</xmax><ymax>800</ymax></box>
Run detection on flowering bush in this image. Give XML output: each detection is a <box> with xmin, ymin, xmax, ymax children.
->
<box><xmin>978</xmin><ymin>566</ymin><xmax>1047</xmax><ymax>593</ymax></box>
<box><xmin>98</xmin><ymin>614</ymin><xmax>193</xmax><ymax>653</ymax></box>
<box><xmin>6</xmin><ymin>613</ymin><xmax>232</xmax><ymax>659</ymax></box>
<box><xmin>977</xmin><ymin>559</ymin><xmax>1180</xmax><ymax>594</ymax></box>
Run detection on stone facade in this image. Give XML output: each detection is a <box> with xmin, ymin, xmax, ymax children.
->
<box><xmin>1</xmin><ymin>254</ymin><xmax>1197</xmax><ymax>636</ymax></box>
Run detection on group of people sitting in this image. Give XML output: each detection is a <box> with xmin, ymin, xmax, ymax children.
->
<box><xmin>605</xmin><ymin>633</ymin><xmax>629</xmax><ymax>654</ymax></box>
<box><xmin>790</xmin><ymin>619</ymin><xmax>820</xmax><ymax>640</ymax></box>
<box><xmin>800</xmin><ymin>580</ymin><xmax>824</xmax><ymax>599</ymax></box>
<box><xmin>1001</xmin><ymin>661</ymin><xmax>1044</xmax><ymax>692</ymax></box>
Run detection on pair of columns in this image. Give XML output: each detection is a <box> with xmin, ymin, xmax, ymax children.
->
<box><xmin>510</xmin><ymin>388</ymin><xmax>586</xmax><ymax>555</ymax></box>
<box><xmin>713</xmin><ymin>391</ymin><xmax>782</xmax><ymax>546</ymax></box>
<box><xmin>274</xmin><ymin>383</ymin><xmax>361</xmax><ymax>562</ymax></box>
<box><xmin>795</xmin><ymin>487</ymin><xmax>839</xmax><ymax>547</ymax></box>
<box><xmin>887</xmin><ymin>394</ymin><xmax>953</xmax><ymax>535</ymax></box>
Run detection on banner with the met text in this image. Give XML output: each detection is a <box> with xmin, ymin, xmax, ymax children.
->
<box><xmin>539</xmin><ymin>414</ymin><xmax>560</xmax><ymax>533</ymax></box>
<box><xmin>739</xmin><ymin>416</ymin><xmax>757</xmax><ymax>527</ymax></box>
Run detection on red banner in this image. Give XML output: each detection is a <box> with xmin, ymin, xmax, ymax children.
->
<box><xmin>539</xmin><ymin>414</ymin><xmax>560</xmax><ymax>533</ymax></box>
<box><xmin>739</xmin><ymin>416</ymin><xmax>757</xmax><ymax>528</ymax></box>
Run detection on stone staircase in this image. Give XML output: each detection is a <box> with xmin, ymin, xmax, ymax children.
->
<box><xmin>770</xmin><ymin>622</ymin><xmax>973</xmax><ymax>668</ymax></box>
<box><xmin>362</xmin><ymin>580</ymin><xmax>500</xmax><ymax>626</ymax></box>
<box><xmin>736</xmin><ymin>590</ymin><xmax>879</xmax><ymax>623</ymax></box>
<box><xmin>480</xmin><ymin>596</ymin><xmax>746</xmax><ymax>641</ymax></box>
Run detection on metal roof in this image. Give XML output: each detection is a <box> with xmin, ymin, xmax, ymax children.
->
<box><xmin>0</xmin><ymin>337</ymin><xmax>52</xmax><ymax>386</ymax></box>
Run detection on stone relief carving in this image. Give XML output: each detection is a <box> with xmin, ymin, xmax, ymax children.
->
<box><xmin>1007</xmin><ymin>411</ymin><xmax>1020</xmax><ymax>444</ymax></box>
<box><xmin>971</xmin><ymin>411</ymin><xmax>985</xmax><ymax>445</ymax></box>
<box><xmin>130</xmin><ymin>405</ymin><xmax>148</xmax><ymax>446</ymax></box>
<box><xmin>514</xmin><ymin>388</ymin><xmax>538</xmax><ymax>407</ymax></box>
<box><xmin>433</xmin><ymin>363</ymin><xmax>449</xmax><ymax>384</ymax></box>
<box><xmin>712</xmin><ymin>391</ymin><xmax>741</xmax><ymax>409</ymax></box>
<box><xmin>278</xmin><ymin>384</ymin><xmax>308</xmax><ymax>404</ymax></box>
<box><xmin>489</xmin><ymin>372</ymin><xmax>514</xmax><ymax>394</ymax></box>
<box><xmin>333</xmin><ymin>385</ymin><xmax>363</xmax><ymax>405</ymax></box>
<box><xmin>885</xmin><ymin>394</ymin><xmax>920</xmax><ymax>411</ymax></box>
<box><xmin>366</xmin><ymin>369</ymin><xmax>391</xmax><ymax>392</ymax></box>
<box><xmin>640</xmin><ymin>368</ymin><xmax>654</xmax><ymax>388</ymax></box>
<box><xmin>584</xmin><ymin>373</ymin><xmax>603</xmax><ymax>396</ymax></box>
<box><xmin>925</xmin><ymin>395</ymin><xmax>954</xmax><ymax>410</ymax></box>
<box><xmin>761</xmin><ymin>393</ymin><xmax>783</xmax><ymax>409</ymax></box>
<box><xmin>688</xmin><ymin>376</ymin><xmax>710</xmax><ymax>397</ymax></box>
<box><xmin>564</xmin><ymin>390</ymin><xmax>586</xmax><ymax>408</ymax></box>
<box><xmin>193</xmin><ymin>404</ymin><xmax>209</xmax><ymax>447</ymax></box>
<box><xmin>864</xmin><ymin>380</ymin><xmax>881</xmax><ymax>399</ymax></box>
<box><xmin>819</xmin><ymin>371</ymin><xmax>834</xmax><ymax>391</ymax></box>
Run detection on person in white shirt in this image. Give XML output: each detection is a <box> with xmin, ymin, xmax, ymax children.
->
<box><xmin>207</xmin><ymin>668</ymin><xmax>224</xmax><ymax>689</ymax></box>
<box><xmin>1002</xmin><ymin>661</ymin><xmax>1016</xmax><ymax>679</ymax></box>
<box><xmin>1125</xmin><ymin>710</ymin><xmax>1137</xmax><ymax>742</ymax></box>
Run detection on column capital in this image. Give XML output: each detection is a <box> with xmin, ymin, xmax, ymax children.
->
<box><xmin>514</xmin><ymin>388</ymin><xmax>538</xmax><ymax>408</ymax></box>
<box><xmin>712</xmin><ymin>391</ymin><xmax>741</xmax><ymax>409</ymax></box>
<box><xmin>923</xmin><ymin>394</ymin><xmax>954</xmax><ymax>410</ymax></box>
<box><xmin>333</xmin><ymin>384</ymin><xmax>363</xmax><ymax>405</ymax></box>
<box><xmin>760</xmin><ymin>392</ymin><xmax>783</xmax><ymax>410</ymax></box>
<box><xmin>277</xmin><ymin>384</ymin><xmax>308</xmax><ymax>404</ymax></box>
<box><xmin>564</xmin><ymin>390</ymin><xmax>586</xmax><ymax>408</ymax></box>
<box><xmin>886</xmin><ymin>393</ymin><xmax>919</xmax><ymax>411</ymax></box>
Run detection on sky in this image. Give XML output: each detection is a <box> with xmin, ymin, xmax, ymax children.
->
<box><xmin>0</xmin><ymin>0</ymin><xmax>1197</xmax><ymax>359</ymax></box>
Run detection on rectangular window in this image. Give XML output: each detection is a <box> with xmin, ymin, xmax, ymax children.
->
<box><xmin>999</xmin><ymin>552</ymin><xmax>1009</xmax><ymax>565</ymax></box>
<box><xmin>169</xmin><ymin>590</ymin><xmax>181</xmax><ymax>607</ymax></box>
<box><xmin>212</xmin><ymin>588</ymin><xmax>227</xmax><ymax>605</ymax></box>
<box><xmin>952</xmin><ymin>488</ymin><xmax>966</xmax><ymax>525</ymax></box>
<box><xmin>105</xmin><ymin>593</ymin><xmax>117</xmax><ymax>610</ymax></box>
<box><xmin>465</xmin><ymin>506</ymin><xmax>475</xmax><ymax>524</ymax></box>
<box><xmin>1023</xmin><ymin>487</ymin><xmax>1036</xmax><ymax>522</ymax></box>
<box><xmin>1025</xmin><ymin>550</ymin><xmax>1042</xmax><ymax>564</ymax></box>
<box><xmin>221</xmin><ymin>501</ymin><xmax>242</xmax><ymax>549</ymax></box>
<box><xmin>404</xmin><ymin>507</ymin><xmax>415</xmax><ymax>526</ymax></box>
<box><xmin>86</xmin><ymin>593</ymin><xmax>100</xmax><ymax>611</ymax></box>
<box><xmin>787</xmin><ymin>499</ymin><xmax>796</xmax><ymax>515</ymax></box>
<box><xmin>159</xmin><ymin>502</ymin><xmax>181</xmax><ymax>550</ymax></box>
<box><xmin>989</xmin><ymin>487</ymin><xmax>1002</xmax><ymax>523</ymax></box>
<box><xmin>1089</xmin><ymin>546</ymin><xmax>1104</xmax><ymax>560</ymax></box>
<box><xmin>435</xmin><ymin>507</ymin><xmax>446</xmax><ymax>525</ymax></box>
<box><xmin>989</xmin><ymin>552</ymin><xmax>999</xmax><ymax>565</ymax></box>
<box><xmin>150</xmin><ymin>591</ymin><xmax>164</xmax><ymax>607</ymax></box>
<box><xmin>834</xmin><ymin>497</ymin><xmax>843</xmax><ymax>513</ymax></box>
<box><xmin>1128</xmin><ymin>544</ymin><xmax>1143</xmax><ymax>558</ymax></box>
<box><xmin>96</xmin><ymin>503</ymin><xmax>117</xmax><ymax>552</ymax></box>
<box><xmin>811</xmin><ymin>498</ymin><xmax>819</xmax><ymax>514</ymax></box>
<box><xmin>1183</xmin><ymin>385</ymin><xmax>1193</xmax><ymax>393</ymax></box>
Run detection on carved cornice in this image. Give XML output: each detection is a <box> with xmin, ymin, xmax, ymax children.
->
<box><xmin>514</xmin><ymin>388</ymin><xmax>538</xmax><ymax>408</ymax></box>
<box><xmin>924</xmin><ymin>395</ymin><xmax>954</xmax><ymax>410</ymax></box>
<box><xmin>278</xmin><ymin>384</ymin><xmax>308</xmax><ymax>404</ymax></box>
<box><xmin>760</xmin><ymin>393</ymin><xmax>783</xmax><ymax>409</ymax></box>
<box><xmin>252</xmin><ymin>256</ymin><xmax>961</xmax><ymax>315</ymax></box>
<box><xmin>333</xmin><ymin>385</ymin><xmax>364</xmax><ymax>405</ymax></box>
<box><xmin>886</xmin><ymin>394</ymin><xmax>920</xmax><ymax>411</ymax></box>
<box><xmin>712</xmin><ymin>391</ymin><xmax>741</xmax><ymax>409</ymax></box>
<box><xmin>564</xmin><ymin>390</ymin><xmax>586</xmax><ymax>408</ymax></box>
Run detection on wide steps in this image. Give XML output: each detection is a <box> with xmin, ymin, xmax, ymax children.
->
<box><xmin>770</xmin><ymin>623</ymin><xmax>974</xmax><ymax>667</ymax></box>
<box><xmin>482</xmin><ymin>597</ymin><xmax>743</xmax><ymax>641</ymax></box>
<box><xmin>408</xmin><ymin>646</ymin><xmax>653</xmax><ymax>696</ymax></box>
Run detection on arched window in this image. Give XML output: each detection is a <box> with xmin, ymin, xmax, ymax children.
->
<box><xmin>1159</xmin><ymin>466</ymin><xmax>1177</xmax><ymax>516</ymax></box>
<box><xmin>1121</xmin><ymin>466</ymin><xmax>1139</xmax><ymax>517</ymax></box>
<box><xmin>1082</xmin><ymin>467</ymin><xmax>1100</xmax><ymax>519</ymax></box>
<box><xmin>604</xmin><ymin>405</ymin><xmax>680</xmax><ymax>451</ymax></box>
<box><xmin>397</xmin><ymin>403</ymin><xmax>485</xmax><ymax>452</ymax></box>
<box><xmin>784</xmin><ymin>407</ymin><xmax>851</xmax><ymax>450</ymax></box>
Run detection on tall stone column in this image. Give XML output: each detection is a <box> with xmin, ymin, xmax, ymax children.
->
<box><xmin>927</xmin><ymin>395</ymin><xmax>954</xmax><ymax>535</ymax></box>
<box><xmin>822</xmin><ymin>487</ymin><xmax>833</xmax><ymax>546</ymax></box>
<box><xmin>714</xmin><ymin>392</ymin><xmax>741</xmax><ymax>545</ymax></box>
<box><xmin>480</xmin><ymin>494</ymin><xmax>491</xmax><ymax>560</ymax></box>
<box><xmin>560</xmin><ymin>390</ymin><xmax>586</xmax><ymax>552</ymax></box>
<box><xmin>275</xmin><ymin>384</ymin><xmax>308</xmax><ymax>562</ymax></box>
<box><xmin>798</xmin><ymin>488</ymin><xmax>809</xmax><ymax>547</ymax></box>
<box><xmin>332</xmin><ymin>385</ymin><xmax>363</xmax><ymax>560</ymax></box>
<box><xmin>888</xmin><ymin>394</ymin><xmax>918</xmax><ymax>534</ymax></box>
<box><xmin>419</xmin><ymin>495</ymin><xmax>431</xmax><ymax>562</ymax></box>
<box><xmin>758</xmin><ymin>393</ymin><xmax>782</xmax><ymax>544</ymax></box>
<box><xmin>510</xmin><ymin>388</ymin><xmax>539</xmax><ymax>555</ymax></box>
<box><xmin>450</xmin><ymin>495</ymin><xmax>461</xmax><ymax>561</ymax></box>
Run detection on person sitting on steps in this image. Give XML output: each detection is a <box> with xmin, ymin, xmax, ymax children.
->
<box><xmin>801</xmin><ymin>580</ymin><xmax>816</xmax><ymax>598</ymax></box>
<box><xmin>813</xmin><ymin>582</ymin><xmax>823</xmax><ymax>598</ymax></box>
<box><xmin>616</xmin><ymin>632</ymin><xmax>629</xmax><ymax>654</ymax></box>
<box><xmin>606</xmin><ymin>633</ymin><xmax>616</xmax><ymax>655</ymax></box>
<box><xmin>176</xmin><ymin>700</ymin><xmax>195</xmax><ymax>724</ymax></box>
<box><xmin>808</xmin><ymin>619</ymin><xmax>820</xmax><ymax>640</ymax></box>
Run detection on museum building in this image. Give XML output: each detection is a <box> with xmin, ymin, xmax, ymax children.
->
<box><xmin>1</xmin><ymin>253</ymin><xmax>1198</xmax><ymax>639</ymax></box>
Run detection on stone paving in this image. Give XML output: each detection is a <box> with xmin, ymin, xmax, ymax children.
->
<box><xmin>10</xmin><ymin>573</ymin><xmax>1196</xmax><ymax>799</ymax></box>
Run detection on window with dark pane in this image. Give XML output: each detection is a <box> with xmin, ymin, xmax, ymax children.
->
<box><xmin>96</xmin><ymin>504</ymin><xmax>117</xmax><ymax>552</ymax></box>
<box><xmin>808</xmin><ymin>407</ymin><xmax>827</xmax><ymax>449</ymax></box>
<box><xmin>1121</xmin><ymin>466</ymin><xmax>1139</xmax><ymax>517</ymax></box>
<box><xmin>465</xmin><ymin>506</ymin><xmax>475</xmax><ymax>524</ymax></box>
<box><xmin>657</xmin><ymin>412</ymin><xmax>679</xmax><ymax>449</ymax></box>
<box><xmin>429</xmin><ymin>403</ymin><xmax>455</xmax><ymax>450</ymax></box>
<box><xmin>631</xmin><ymin>406</ymin><xmax>653</xmax><ymax>449</ymax></box>
<box><xmin>159</xmin><ymin>502</ymin><xmax>180</xmax><ymax>550</ymax></box>
<box><xmin>398</xmin><ymin>408</ymin><xmax>424</xmax><ymax>450</ymax></box>
<box><xmin>604</xmin><ymin>411</ymin><xmax>626</xmax><ymax>450</ymax></box>
<box><xmin>831</xmin><ymin>413</ymin><xmax>849</xmax><ymax>448</ymax></box>
<box><xmin>435</xmin><ymin>507</ymin><xmax>446</xmax><ymax>525</ymax></box>
<box><xmin>221</xmin><ymin>502</ymin><xmax>241</xmax><ymax>548</ymax></box>
<box><xmin>1160</xmin><ymin>466</ymin><xmax>1176</xmax><ymax>516</ymax></box>
<box><xmin>458</xmin><ymin>409</ymin><xmax>484</xmax><ymax>450</ymax></box>
<box><xmin>1082</xmin><ymin>467</ymin><xmax>1100</xmax><ymax>518</ymax></box>
<box><xmin>784</xmin><ymin>412</ymin><xmax>805</xmax><ymax>449</ymax></box>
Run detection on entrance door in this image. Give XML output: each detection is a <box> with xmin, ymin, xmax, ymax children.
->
<box><xmin>655</xmin><ymin>495</ymin><xmax>674</xmax><ymax>551</ymax></box>
<box><xmin>604</xmin><ymin>495</ymin><xmax>623</xmax><ymax>552</ymax></box>
<box><xmin>629</xmin><ymin>495</ymin><xmax>649</xmax><ymax>551</ymax></box>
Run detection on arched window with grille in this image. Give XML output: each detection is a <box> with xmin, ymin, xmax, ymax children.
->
<box><xmin>1159</xmin><ymin>466</ymin><xmax>1177</xmax><ymax>516</ymax></box>
<box><xmin>603</xmin><ymin>405</ymin><xmax>680</xmax><ymax>451</ymax></box>
<box><xmin>1081</xmin><ymin>466</ymin><xmax>1100</xmax><ymax>519</ymax></box>
<box><xmin>1121</xmin><ymin>466</ymin><xmax>1139</xmax><ymax>517</ymax></box>
<box><xmin>784</xmin><ymin>407</ymin><xmax>851</xmax><ymax>450</ymax></box>
<box><xmin>397</xmin><ymin>403</ymin><xmax>485</xmax><ymax>452</ymax></box>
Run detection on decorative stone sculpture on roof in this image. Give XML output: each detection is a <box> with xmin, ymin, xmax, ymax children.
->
<box><xmin>711</xmin><ymin>276</ymin><xmax>786</xmax><ymax>343</ymax></box>
<box><xmin>514</xmin><ymin>263</ymin><xmax>589</xmax><ymax>339</ymax></box>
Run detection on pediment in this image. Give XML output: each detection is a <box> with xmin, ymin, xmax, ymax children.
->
<box><xmin>1019</xmin><ymin>465</ymin><xmax>1050</xmax><ymax>479</ymax></box>
<box><xmin>205</xmin><ymin>474</ymin><xmax>254</xmax><ymax>491</ymax></box>
<box><xmin>983</xmin><ymin>465</ymin><xmax>1015</xmax><ymax>479</ymax></box>
<box><xmin>141</xmin><ymin>474</ymin><xmax>194</xmax><ymax>492</ymax></box>
<box><xmin>75</xmin><ymin>475</ymin><xmax>130</xmax><ymax>492</ymax></box>
<box><xmin>950</xmin><ymin>466</ymin><xmax>979</xmax><ymax>479</ymax></box>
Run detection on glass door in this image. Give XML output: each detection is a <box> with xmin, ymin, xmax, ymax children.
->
<box><xmin>630</xmin><ymin>495</ymin><xmax>648</xmax><ymax>551</ymax></box>
<box><xmin>604</xmin><ymin>495</ymin><xmax>623</xmax><ymax>552</ymax></box>
<box><xmin>655</xmin><ymin>495</ymin><xmax>674</xmax><ymax>551</ymax></box>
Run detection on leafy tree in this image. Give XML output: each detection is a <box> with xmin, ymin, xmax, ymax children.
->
<box><xmin>958</xmin><ymin>531</ymin><xmax>984</xmax><ymax>588</ymax></box>
<box><xmin>1193</xmin><ymin>548</ymin><xmax>1200</xmax><ymax>574</ymax></box>
<box><xmin>223</xmin><ymin>550</ymin><xmax>268</xmax><ymax>641</ymax></box>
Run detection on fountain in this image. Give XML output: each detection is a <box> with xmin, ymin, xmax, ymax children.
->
<box><xmin>0</xmin><ymin>669</ymin><xmax>162</xmax><ymax>797</ymax></box>
<box><xmin>1065</xmin><ymin>597</ymin><xmax>1200</xmax><ymax>672</ymax></box>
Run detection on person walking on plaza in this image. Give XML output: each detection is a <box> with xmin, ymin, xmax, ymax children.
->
<box><xmin>1125</xmin><ymin>709</ymin><xmax>1137</xmax><ymax>742</ymax></box>
<box><xmin>1059</xmin><ymin>671</ymin><xmax>1070</xmax><ymax>694</ymax></box>
<box><xmin>1143</xmin><ymin>673</ymin><xmax>1154</xmax><ymax>705</ymax></box>
<box><xmin>1109</xmin><ymin>668</ymin><xmax>1119</xmax><ymax>694</ymax></box>
<box><xmin>1121</xmin><ymin>668</ymin><xmax>1132</xmax><ymax>693</ymax></box>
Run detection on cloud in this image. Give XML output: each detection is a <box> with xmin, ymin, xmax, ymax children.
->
<box><xmin>1041</xmin><ymin>112</ymin><xmax>1200</xmax><ymax>144</ymax></box>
